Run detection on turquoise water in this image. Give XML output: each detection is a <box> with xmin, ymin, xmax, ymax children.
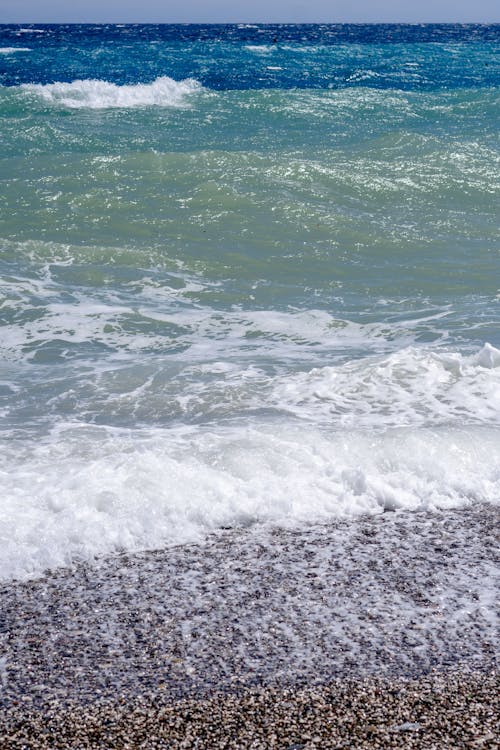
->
<box><xmin>0</xmin><ymin>24</ymin><xmax>499</xmax><ymax>580</ymax></box>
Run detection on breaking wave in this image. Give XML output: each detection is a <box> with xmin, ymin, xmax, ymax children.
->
<box><xmin>20</xmin><ymin>76</ymin><xmax>203</xmax><ymax>109</ymax></box>
<box><xmin>1</xmin><ymin>420</ymin><xmax>499</xmax><ymax>581</ymax></box>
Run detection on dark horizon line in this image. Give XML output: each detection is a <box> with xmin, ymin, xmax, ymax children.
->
<box><xmin>1</xmin><ymin>21</ymin><xmax>499</xmax><ymax>26</ymax></box>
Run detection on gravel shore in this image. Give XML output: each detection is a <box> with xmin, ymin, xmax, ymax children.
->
<box><xmin>0</xmin><ymin>505</ymin><xmax>498</xmax><ymax>747</ymax></box>
<box><xmin>1</xmin><ymin>671</ymin><xmax>498</xmax><ymax>749</ymax></box>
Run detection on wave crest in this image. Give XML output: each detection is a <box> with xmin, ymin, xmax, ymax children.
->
<box><xmin>0</xmin><ymin>47</ymin><xmax>31</xmax><ymax>54</ymax></box>
<box><xmin>271</xmin><ymin>344</ymin><xmax>500</xmax><ymax>428</ymax></box>
<box><xmin>20</xmin><ymin>76</ymin><xmax>203</xmax><ymax>109</ymax></box>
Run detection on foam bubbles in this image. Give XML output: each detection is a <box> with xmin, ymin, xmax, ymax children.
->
<box><xmin>0</xmin><ymin>420</ymin><xmax>499</xmax><ymax>581</ymax></box>
<box><xmin>272</xmin><ymin>345</ymin><xmax>500</xmax><ymax>428</ymax></box>
<box><xmin>20</xmin><ymin>76</ymin><xmax>203</xmax><ymax>109</ymax></box>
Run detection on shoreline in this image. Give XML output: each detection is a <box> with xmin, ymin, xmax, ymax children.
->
<box><xmin>0</xmin><ymin>505</ymin><xmax>498</xmax><ymax>746</ymax></box>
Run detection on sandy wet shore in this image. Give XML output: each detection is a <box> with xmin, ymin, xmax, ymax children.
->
<box><xmin>0</xmin><ymin>505</ymin><xmax>498</xmax><ymax>747</ymax></box>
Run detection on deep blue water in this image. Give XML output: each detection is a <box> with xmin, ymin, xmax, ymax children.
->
<box><xmin>1</xmin><ymin>23</ymin><xmax>499</xmax><ymax>89</ymax></box>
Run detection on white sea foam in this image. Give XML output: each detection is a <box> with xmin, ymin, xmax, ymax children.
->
<box><xmin>245</xmin><ymin>45</ymin><xmax>274</xmax><ymax>54</ymax></box>
<box><xmin>0</xmin><ymin>274</ymin><xmax>439</xmax><ymax>363</ymax></box>
<box><xmin>36</xmin><ymin>341</ymin><xmax>500</xmax><ymax>433</ymax></box>
<box><xmin>271</xmin><ymin>344</ymin><xmax>500</xmax><ymax>428</ymax></box>
<box><xmin>20</xmin><ymin>76</ymin><xmax>203</xmax><ymax>109</ymax></box>
<box><xmin>0</xmin><ymin>421</ymin><xmax>499</xmax><ymax>582</ymax></box>
<box><xmin>0</xmin><ymin>47</ymin><xmax>31</xmax><ymax>54</ymax></box>
<box><xmin>280</xmin><ymin>45</ymin><xmax>322</xmax><ymax>53</ymax></box>
<box><xmin>346</xmin><ymin>69</ymin><xmax>384</xmax><ymax>83</ymax></box>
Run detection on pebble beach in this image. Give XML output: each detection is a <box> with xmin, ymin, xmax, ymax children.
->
<box><xmin>1</xmin><ymin>505</ymin><xmax>498</xmax><ymax>748</ymax></box>
<box><xmin>3</xmin><ymin>672</ymin><xmax>498</xmax><ymax>749</ymax></box>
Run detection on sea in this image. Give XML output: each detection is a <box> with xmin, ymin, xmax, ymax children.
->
<box><xmin>0</xmin><ymin>23</ymin><xmax>499</xmax><ymax>582</ymax></box>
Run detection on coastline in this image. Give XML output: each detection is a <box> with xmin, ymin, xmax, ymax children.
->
<box><xmin>0</xmin><ymin>504</ymin><xmax>498</xmax><ymax>747</ymax></box>
<box><xmin>1</xmin><ymin>19</ymin><xmax>499</xmax><ymax>750</ymax></box>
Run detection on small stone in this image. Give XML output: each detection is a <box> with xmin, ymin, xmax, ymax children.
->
<box><xmin>393</xmin><ymin>721</ymin><xmax>422</xmax><ymax>732</ymax></box>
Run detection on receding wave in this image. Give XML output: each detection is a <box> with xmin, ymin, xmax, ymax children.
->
<box><xmin>20</xmin><ymin>76</ymin><xmax>203</xmax><ymax>109</ymax></box>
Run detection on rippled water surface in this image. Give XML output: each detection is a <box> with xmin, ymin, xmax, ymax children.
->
<box><xmin>0</xmin><ymin>24</ymin><xmax>499</xmax><ymax>580</ymax></box>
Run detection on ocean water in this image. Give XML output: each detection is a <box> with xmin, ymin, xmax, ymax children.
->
<box><xmin>0</xmin><ymin>24</ymin><xmax>499</xmax><ymax>581</ymax></box>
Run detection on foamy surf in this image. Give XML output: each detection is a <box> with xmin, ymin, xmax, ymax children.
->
<box><xmin>1</xmin><ymin>421</ymin><xmax>499</xmax><ymax>581</ymax></box>
<box><xmin>271</xmin><ymin>344</ymin><xmax>500</xmax><ymax>428</ymax></box>
<box><xmin>20</xmin><ymin>76</ymin><xmax>203</xmax><ymax>109</ymax></box>
<box><xmin>1</xmin><ymin>22</ymin><xmax>499</xmax><ymax>595</ymax></box>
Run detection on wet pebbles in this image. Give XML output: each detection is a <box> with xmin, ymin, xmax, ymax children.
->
<box><xmin>0</xmin><ymin>505</ymin><xmax>498</xmax><ymax>748</ymax></box>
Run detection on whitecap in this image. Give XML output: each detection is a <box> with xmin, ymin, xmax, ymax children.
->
<box><xmin>20</xmin><ymin>76</ymin><xmax>203</xmax><ymax>109</ymax></box>
<box><xmin>0</xmin><ymin>47</ymin><xmax>31</xmax><ymax>54</ymax></box>
<box><xmin>245</xmin><ymin>45</ymin><xmax>274</xmax><ymax>54</ymax></box>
